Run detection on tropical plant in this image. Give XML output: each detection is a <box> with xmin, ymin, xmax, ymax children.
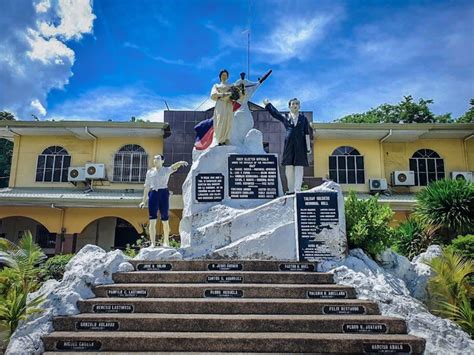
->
<box><xmin>415</xmin><ymin>179</ymin><xmax>474</xmax><ymax>239</ymax></box>
<box><xmin>345</xmin><ymin>191</ymin><xmax>394</xmax><ymax>257</ymax></box>
<box><xmin>392</xmin><ymin>217</ymin><xmax>440</xmax><ymax>259</ymax></box>
<box><xmin>40</xmin><ymin>254</ymin><xmax>74</xmax><ymax>281</ymax></box>
<box><xmin>457</xmin><ymin>99</ymin><xmax>474</xmax><ymax>123</ymax></box>
<box><xmin>0</xmin><ymin>286</ymin><xmax>44</xmax><ymax>338</ymax></box>
<box><xmin>425</xmin><ymin>248</ymin><xmax>474</xmax><ymax>336</ymax></box>
<box><xmin>448</xmin><ymin>235</ymin><xmax>474</xmax><ymax>260</ymax></box>
<box><xmin>0</xmin><ymin>231</ymin><xmax>46</xmax><ymax>293</ymax></box>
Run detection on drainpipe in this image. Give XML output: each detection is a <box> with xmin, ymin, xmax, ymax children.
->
<box><xmin>51</xmin><ymin>203</ymin><xmax>66</xmax><ymax>253</ymax></box>
<box><xmin>379</xmin><ymin>129</ymin><xmax>392</xmax><ymax>177</ymax></box>
<box><xmin>84</xmin><ymin>127</ymin><xmax>98</xmax><ymax>190</ymax></box>
<box><xmin>463</xmin><ymin>134</ymin><xmax>474</xmax><ymax>171</ymax></box>
<box><xmin>7</xmin><ymin>126</ymin><xmax>21</xmax><ymax>187</ymax></box>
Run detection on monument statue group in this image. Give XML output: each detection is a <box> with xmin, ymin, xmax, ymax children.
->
<box><xmin>139</xmin><ymin>69</ymin><xmax>347</xmax><ymax>261</ymax></box>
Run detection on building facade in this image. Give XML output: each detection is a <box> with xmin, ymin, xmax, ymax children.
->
<box><xmin>0</xmin><ymin>115</ymin><xmax>473</xmax><ymax>255</ymax></box>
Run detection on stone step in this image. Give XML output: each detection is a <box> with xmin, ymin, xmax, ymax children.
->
<box><xmin>78</xmin><ymin>298</ymin><xmax>380</xmax><ymax>315</ymax></box>
<box><xmin>42</xmin><ymin>331</ymin><xmax>425</xmax><ymax>353</ymax></box>
<box><xmin>93</xmin><ymin>283</ymin><xmax>356</xmax><ymax>299</ymax></box>
<box><xmin>129</xmin><ymin>260</ymin><xmax>318</xmax><ymax>272</ymax></box>
<box><xmin>53</xmin><ymin>313</ymin><xmax>407</xmax><ymax>334</ymax></box>
<box><xmin>112</xmin><ymin>271</ymin><xmax>334</xmax><ymax>284</ymax></box>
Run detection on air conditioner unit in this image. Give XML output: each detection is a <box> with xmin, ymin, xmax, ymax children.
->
<box><xmin>391</xmin><ymin>171</ymin><xmax>415</xmax><ymax>186</ymax></box>
<box><xmin>450</xmin><ymin>171</ymin><xmax>473</xmax><ymax>182</ymax></box>
<box><xmin>85</xmin><ymin>163</ymin><xmax>105</xmax><ymax>179</ymax></box>
<box><xmin>68</xmin><ymin>167</ymin><xmax>86</xmax><ymax>182</ymax></box>
<box><xmin>369</xmin><ymin>178</ymin><xmax>388</xmax><ymax>191</ymax></box>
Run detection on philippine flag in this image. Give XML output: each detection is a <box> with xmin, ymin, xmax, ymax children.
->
<box><xmin>194</xmin><ymin>101</ymin><xmax>242</xmax><ymax>150</ymax></box>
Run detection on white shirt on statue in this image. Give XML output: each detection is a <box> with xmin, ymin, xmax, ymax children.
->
<box><xmin>144</xmin><ymin>167</ymin><xmax>173</xmax><ymax>190</ymax></box>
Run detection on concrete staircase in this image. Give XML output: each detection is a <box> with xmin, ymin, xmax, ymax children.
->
<box><xmin>43</xmin><ymin>260</ymin><xmax>425</xmax><ymax>354</ymax></box>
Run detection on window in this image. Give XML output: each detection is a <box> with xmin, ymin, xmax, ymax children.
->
<box><xmin>329</xmin><ymin>146</ymin><xmax>365</xmax><ymax>184</ymax></box>
<box><xmin>409</xmin><ymin>149</ymin><xmax>445</xmax><ymax>186</ymax></box>
<box><xmin>113</xmin><ymin>144</ymin><xmax>148</xmax><ymax>182</ymax></box>
<box><xmin>35</xmin><ymin>146</ymin><xmax>71</xmax><ymax>182</ymax></box>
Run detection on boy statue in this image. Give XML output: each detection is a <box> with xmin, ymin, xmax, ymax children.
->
<box><xmin>263</xmin><ymin>98</ymin><xmax>311</xmax><ymax>194</ymax></box>
<box><xmin>139</xmin><ymin>155</ymin><xmax>188</xmax><ymax>247</ymax></box>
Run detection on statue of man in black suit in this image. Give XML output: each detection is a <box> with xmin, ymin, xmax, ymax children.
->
<box><xmin>263</xmin><ymin>98</ymin><xmax>311</xmax><ymax>194</ymax></box>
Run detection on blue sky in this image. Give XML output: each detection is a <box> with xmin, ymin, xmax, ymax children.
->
<box><xmin>1</xmin><ymin>0</ymin><xmax>473</xmax><ymax>122</ymax></box>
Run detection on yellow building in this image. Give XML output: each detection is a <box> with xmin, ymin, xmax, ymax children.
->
<box><xmin>0</xmin><ymin>119</ymin><xmax>473</xmax><ymax>255</ymax></box>
<box><xmin>0</xmin><ymin>121</ymin><xmax>183</xmax><ymax>255</ymax></box>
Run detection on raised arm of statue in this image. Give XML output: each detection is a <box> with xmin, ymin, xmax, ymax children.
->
<box><xmin>265</xmin><ymin>102</ymin><xmax>290</xmax><ymax>128</ymax></box>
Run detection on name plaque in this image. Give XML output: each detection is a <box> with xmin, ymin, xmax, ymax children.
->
<box><xmin>76</xmin><ymin>321</ymin><xmax>119</xmax><ymax>331</ymax></box>
<box><xmin>56</xmin><ymin>340</ymin><xmax>101</xmax><ymax>351</ymax></box>
<box><xmin>295</xmin><ymin>191</ymin><xmax>339</xmax><ymax>261</ymax></box>
<box><xmin>323</xmin><ymin>305</ymin><xmax>366</xmax><ymax>315</ymax></box>
<box><xmin>307</xmin><ymin>290</ymin><xmax>347</xmax><ymax>299</ymax></box>
<box><xmin>195</xmin><ymin>173</ymin><xmax>224</xmax><ymax>202</ymax></box>
<box><xmin>136</xmin><ymin>263</ymin><xmax>172</xmax><ymax>271</ymax></box>
<box><xmin>228</xmin><ymin>154</ymin><xmax>278</xmax><ymax>199</ymax></box>
<box><xmin>363</xmin><ymin>343</ymin><xmax>412</xmax><ymax>353</ymax></box>
<box><xmin>207</xmin><ymin>275</ymin><xmax>243</xmax><ymax>283</ymax></box>
<box><xmin>279</xmin><ymin>263</ymin><xmax>315</xmax><ymax>272</ymax></box>
<box><xmin>107</xmin><ymin>289</ymin><xmax>147</xmax><ymax>298</ymax></box>
<box><xmin>208</xmin><ymin>263</ymin><xmax>243</xmax><ymax>271</ymax></box>
<box><xmin>204</xmin><ymin>289</ymin><xmax>243</xmax><ymax>298</ymax></box>
<box><xmin>92</xmin><ymin>304</ymin><xmax>134</xmax><ymax>313</ymax></box>
<box><xmin>343</xmin><ymin>323</ymin><xmax>387</xmax><ymax>333</ymax></box>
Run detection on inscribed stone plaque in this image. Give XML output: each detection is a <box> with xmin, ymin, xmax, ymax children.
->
<box><xmin>136</xmin><ymin>263</ymin><xmax>172</xmax><ymax>271</ymax></box>
<box><xmin>343</xmin><ymin>324</ymin><xmax>388</xmax><ymax>333</ymax></box>
<box><xmin>92</xmin><ymin>304</ymin><xmax>134</xmax><ymax>313</ymax></box>
<box><xmin>76</xmin><ymin>321</ymin><xmax>119</xmax><ymax>331</ymax></box>
<box><xmin>363</xmin><ymin>343</ymin><xmax>412</xmax><ymax>353</ymax></box>
<box><xmin>307</xmin><ymin>290</ymin><xmax>347</xmax><ymax>299</ymax></box>
<box><xmin>206</xmin><ymin>275</ymin><xmax>243</xmax><ymax>283</ymax></box>
<box><xmin>228</xmin><ymin>154</ymin><xmax>278</xmax><ymax>199</ymax></box>
<box><xmin>279</xmin><ymin>263</ymin><xmax>315</xmax><ymax>272</ymax></box>
<box><xmin>204</xmin><ymin>289</ymin><xmax>243</xmax><ymax>298</ymax></box>
<box><xmin>208</xmin><ymin>263</ymin><xmax>243</xmax><ymax>271</ymax></box>
<box><xmin>295</xmin><ymin>191</ymin><xmax>339</xmax><ymax>261</ymax></box>
<box><xmin>195</xmin><ymin>173</ymin><xmax>224</xmax><ymax>202</ymax></box>
<box><xmin>107</xmin><ymin>289</ymin><xmax>147</xmax><ymax>298</ymax></box>
<box><xmin>322</xmin><ymin>305</ymin><xmax>366</xmax><ymax>315</ymax></box>
<box><xmin>56</xmin><ymin>340</ymin><xmax>101</xmax><ymax>351</ymax></box>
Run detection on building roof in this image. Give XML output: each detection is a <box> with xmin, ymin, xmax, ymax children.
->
<box><xmin>0</xmin><ymin>121</ymin><xmax>169</xmax><ymax>140</ymax></box>
<box><xmin>312</xmin><ymin>123</ymin><xmax>474</xmax><ymax>142</ymax></box>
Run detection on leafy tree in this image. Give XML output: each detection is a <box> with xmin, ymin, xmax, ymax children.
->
<box><xmin>0</xmin><ymin>111</ymin><xmax>15</xmax><ymax>188</ymax></box>
<box><xmin>457</xmin><ymin>99</ymin><xmax>474</xmax><ymax>123</ymax></box>
<box><xmin>344</xmin><ymin>191</ymin><xmax>394</xmax><ymax>257</ymax></box>
<box><xmin>415</xmin><ymin>179</ymin><xmax>474</xmax><ymax>239</ymax></box>
<box><xmin>335</xmin><ymin>95</ymin><xmax>452</xmax><ymax>123</ymax></box>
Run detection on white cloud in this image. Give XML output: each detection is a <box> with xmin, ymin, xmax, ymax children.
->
<box><xmin>0</xmin><ymin>0</ymin><xmax>95</xmax><ymax>119</ymax></box>
<box><xmin>48</xmin><ymin>86</ymin><xmax>214</xmax><ymax>122</ymax></box>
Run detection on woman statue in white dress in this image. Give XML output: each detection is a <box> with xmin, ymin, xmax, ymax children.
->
<box><xmin>210</xmin><ymin>69</ymin><xmax>234</xmax><ymax>145</ymax></box>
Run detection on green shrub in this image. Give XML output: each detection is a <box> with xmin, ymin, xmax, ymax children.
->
<box><xmin>40</xmin><ymin>254</ymin><xmax>74</xmax><ymax>281</ymax></box>
<box><xmin>415</xmin><ymin>179</ymin><xmax>474</xmax><ymax>239</ymax></box>
<box><xmin>448</xmin><ymin>234</ymin><xmax>474</xmax><ymax>260</ymax></box>
<box><xmin>425</xmin><ymin>248</ymin><xmax>474</xmax><ymax>336</ymax></box>
<box><xmin>392</xmin><ymin>217</ymin><xmax>440</xmax><ymax>259</ymax></box>
<box><xmin>345</xmin><ymin>191</ymin><xmax>394</xmax><ymax>257</ymax></box>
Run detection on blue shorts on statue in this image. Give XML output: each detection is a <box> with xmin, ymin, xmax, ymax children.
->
<box><xmin>148</xmin><ymin>188</ymin><xmax>169</xmax><ymax>221</ymax></box>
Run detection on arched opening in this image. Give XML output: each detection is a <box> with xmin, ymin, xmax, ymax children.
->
<box><xmin>409</xmin><ymin>149</ymin><xmax>445</xmax><ymax>186</ymax></box>
<box><xmin>0</xmin><ymin>216</ymin><xmax>57</xmax><ymax>256</ymax></box>
<box><xmin>77</xmin><ymin>217</ymin><xmax>140</xmax><ymax>252</ymax></box>
<box><xmin>329</xmin><ymin>146</ymin><xmax>365</xmax><ymax>184</ymax></box>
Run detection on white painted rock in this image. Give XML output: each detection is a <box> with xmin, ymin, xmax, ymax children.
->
<box><xmin>6</xmin><ymin>245</ymin><xmax>129</xmax><ymax>354</ymax></box>
<box><xmin>180</xmin><ymin>181</ymin><xmax>347</xmax><ymax>261</ymax></box>
<box><xmin>134</xmin><ymin>246</ymin><xmax>183</xmax><ymax>260</ymax></box>
<box><xmin>377</xmin><ymin>245</ymin><xmax>442</xmax><ymax>301</ymax></box>
<box><xmin>319</xmin><ymin>248</ymin><xmax>474</xmax><ymax>355</ymax></box>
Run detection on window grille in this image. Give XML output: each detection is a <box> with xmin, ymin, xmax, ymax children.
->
<box><xmin>113</xmin><ymin>144</ymin><xmax>148</xmax><ymax>182</ymax></box>
<box><xmin>409</xmin><ymin>149</ymin><xmax>445</xmax><ymax>186</ymax></box>
<box><xmin>35</xmin><ymin>146</ymin><xmax>71</xmax><ymax>182</ymax></box>
<box><xmin>329</xmin><ymin>146</ymin><xmax>365</xmax><ymax>184</ymax></box>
